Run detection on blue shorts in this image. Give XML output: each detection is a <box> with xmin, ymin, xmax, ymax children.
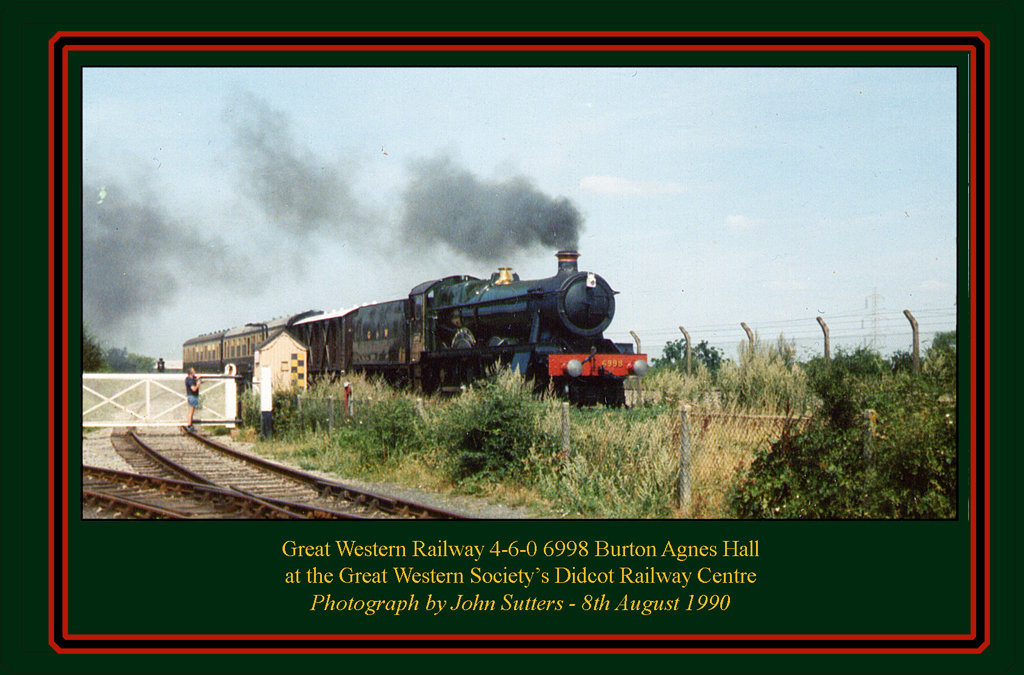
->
<box><xmin>187</xmin><ymin>394</ymin><xmax>199</xmax><ymax>408</ymax></box>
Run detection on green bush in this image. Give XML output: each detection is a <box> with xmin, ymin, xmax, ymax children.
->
<box><xmin>653</xmin><ymin>338</ymin><xmax>724</xmax><ymax>374</ymax></box>
<box><xmin>437</xmin><ymin>371</ymin><xmax>542</xmax><ymax>481</ymax></box>
<box><xmin>731</xmin><ymin>346</ymin><xmax>957</xmax><ymax>519</ymax></box>
<box><xmin>240</xmin><ymin>389</ymin><xmax>260</xmax><ymax>428</ymax></box>
<box><xmin>356</xmin><ymin>397</ymin><xmax>420</xmax><ymax>460</ymax></box>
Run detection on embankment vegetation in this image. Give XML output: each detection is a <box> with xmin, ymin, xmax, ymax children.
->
<box><xmin>240</xmin><ymin>332</ymin><xmax>957</xmax><ymax>519</ymax></box>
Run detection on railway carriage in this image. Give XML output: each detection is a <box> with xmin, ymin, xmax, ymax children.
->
<box><xmin>182</xmin><ymin>310</ymin><xmax>320</xmax><ymax>382</ymax></box>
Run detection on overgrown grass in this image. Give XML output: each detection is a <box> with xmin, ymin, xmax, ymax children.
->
<box><xmin>237</xmin><ymin>336</ymin><xmax>956</xmax><ymax>519</ymax></box>
<box><xmin>529</xmin><ymin>402</ymin><xmax>679</xmax><ymax>518</ymax></box>
<box><xmin>644</xmin><ymin>336</ymin><xmax>814</xmax><ymax>416</ymax></box>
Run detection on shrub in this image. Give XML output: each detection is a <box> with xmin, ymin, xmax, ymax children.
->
<box><xmin>437</xmin><ymin>370</ymin><xmax>542</xmax><ymax>481</ymax></box>
<box><xmin>731</xmin><ymin>346</ymin><xmax>957</xmax><ymax>519</ymax></box>
<box><xmin>356</xmin><ymin>397</ymin><xmax>420</xmax><ymax>460</ymax></box>
<box><xmin>716</xmin><ymin>336</ymin><xmax>812</xmax><ymax>413</ymax></box>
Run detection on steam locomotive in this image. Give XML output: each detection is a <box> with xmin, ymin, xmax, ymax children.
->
<box><xmin>183</xmin><ymin>250</ymin><xmax>648</xmax><ymax>405</ymax></box>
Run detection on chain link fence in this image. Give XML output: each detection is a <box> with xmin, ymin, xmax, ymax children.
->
<box><xmin>676</xmin><ymin>406</ymin><xmax>812</xmax><ymax>518</ymax></box>
<box><xmin>253</xmin><ymin>388</ymin><xmax>812</xmax><ymax>518</ymax></box>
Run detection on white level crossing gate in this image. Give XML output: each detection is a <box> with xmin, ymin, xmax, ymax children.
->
<box><xmin>82</xmin><ymin>374</ymin><xmax>238</xmax><ymax>428</ymax></box>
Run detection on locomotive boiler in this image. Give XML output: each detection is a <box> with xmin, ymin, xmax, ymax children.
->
<box><xmin>184</xmin><ymin>250</ymin><xmax>647</xmax><ymax>405</ymax></box>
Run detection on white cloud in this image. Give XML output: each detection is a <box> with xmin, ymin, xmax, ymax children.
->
<box><xmin>580</xmin><ymin>175</ymin><xmax>691</xmax><ymax>196</ymax></box>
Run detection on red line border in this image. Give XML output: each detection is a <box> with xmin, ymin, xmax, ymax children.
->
<box><xmin>50</xmin><ymin>30</ymin><xmax>990</xmax><ymax>656</ymax></box>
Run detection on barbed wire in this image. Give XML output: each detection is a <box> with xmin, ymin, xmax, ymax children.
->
<box><xmin>607</xmin><ymin>305</ymin><xmax>957</xmax><ymax>358</ymax></box>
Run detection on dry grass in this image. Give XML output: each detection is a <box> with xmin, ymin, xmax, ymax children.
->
<box><xmin>681</xmin><ymin>406</ymin><xmax>811</xmax><ymax>518</ymax></box>
<box><xmin>242</xmin><ymin>351</ymin><xmax>816</xmax><ymax>519</ymax></box>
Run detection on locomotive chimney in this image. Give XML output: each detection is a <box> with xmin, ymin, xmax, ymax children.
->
<box><xmin>556</xmin><ymin>249</ymin><xmax>580</xmax><ymax>276</ymax></box>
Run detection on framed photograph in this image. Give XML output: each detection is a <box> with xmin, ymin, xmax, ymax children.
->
<box><xmin>3</xmin><ymin>3</ymin><xmax>1011</xmax><ymax>673</ymax></box>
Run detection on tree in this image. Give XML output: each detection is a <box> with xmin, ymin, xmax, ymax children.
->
<box><xmin>82</xmin><ymin>326</ymin><xmax>107</xmax><ymax>371</ymax></box>
<box><xmin>104</xmin><ymin>347</ymin><xmax>155</xmax><ymax>373</ymax></box>
<box><xmin>653</xmin><ymin>338</ymin><xmax>723</xmax><ymax>374</ymax></box>
<box><xmin>924</xmin><ymin>330</ymin><xmax>956</xmax><ymax>384</ymax></box>
<box><xmin>929</xmin><ymin>330</ymin><xmax>956</xmax><ymax>357</ymax></box>
<box><xmin>693</xmin><ymin>340</ymin><xmax>724</xmax><ymax>373</ymax></box>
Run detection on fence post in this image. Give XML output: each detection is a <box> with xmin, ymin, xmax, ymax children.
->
<box><xmin>678</xmin><ymin>326</ymin><xmax>692</xmax><ymax>375</ymax></box>
<box><xmin>561</xmin><ymin>402</ymin><xmax>571</xmax><ymax>454</ymax></box>
<box><xmin>679</xmin><ymin>404</ymin><xmax>692</xmax><ymax>516</ymax></box>
<box><xmin>816</xmin><ymin>316</ymin><xmax>830</xmax><ymax>362</ymax></box>
<box><xmin>740</xmin><ymin>322</ymin><xmax>754</xmax><ymax>352</ymax></box>
<box><xmin>629</xmin><ymin>330</ymin><xmax>644</xmax><ymax>406</ymax></box>
<box><xmin>328</xmin><ymin>395</ymin><xmax>335</xmax><ymax>432</ymax></box>
<box><xmin>416</xmin><ymin>397</ymin><xmax>424</xmax><ymax>417</ymax></box>
<box><xmin>903</xmin><ymin>309</ymin><xmax>920</xmax><ymax>373</ymax></box>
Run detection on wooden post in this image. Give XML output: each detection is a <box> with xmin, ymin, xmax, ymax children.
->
<box><xmin>816</xmin><ymin>316</ymin><xmax>830</xmax><ymax>362</ymax></box>
<box><xmin>328</xmin><ymin>395</ymin><xmax>335</xmax><ymax>432</ymax></box>
<box><xmin>679</xmin><ymin>404</ymin><xmax>692</xmax><ymax>516</ymax></box>
<box><xmin>740</xmin><ymin>322</ymin><xmax>754</xmax><ymax>352</ymax></box>
<box><xmin>629</xmin><ymin>330</ymin><xmax>643</xmax><ymax>405</ymax></box>
<box><xmin>903</xmin><ymin>310</ymin><xmax>920</xmax><ymax>373</ymax></box>
<box><xmin>678</xmin><ymin>326</ymin><xmax>692</xmax><ymax>375</ymax></box>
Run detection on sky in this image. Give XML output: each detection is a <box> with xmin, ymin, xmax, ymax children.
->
<box><xmin>82</xmin><ymin>67</ymin><xmax>958</xmax><ymax>363</ymax></box>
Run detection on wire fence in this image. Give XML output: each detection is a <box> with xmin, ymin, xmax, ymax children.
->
<box><xmin>677</xmin><ymin>406</ymin><xmax>812</xmax><ymax>518</ymax></box>
<box><xmin>608</xmin><ymin>304</ymin><xmax>956</xmax><ymax>362</ymax></box>
<box><xmin>259</xmin><ymin>391</ymin><xmax>813</xmax><ymax>518</ymax></box>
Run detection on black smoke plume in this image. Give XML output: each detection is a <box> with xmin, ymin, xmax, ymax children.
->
<box><xmin>224</xmin><ymin>93</ymin><xmax>373</xmax><ymax>237</ymax></box>
<box><xmin>400</xmin><ymin>156</ymin><xmax>583</xmax><ymax>260</ymax></box>
<box><xmin>83</xmin><ymin>181</ymin><xmax>256</xmax><ymax>335</ymax></box>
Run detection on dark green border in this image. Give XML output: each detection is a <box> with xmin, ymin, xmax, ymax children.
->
<box><xmin>3</xmin><ymin>2</ymin><xmax>1015</xmax><ymax>673</ymax></box>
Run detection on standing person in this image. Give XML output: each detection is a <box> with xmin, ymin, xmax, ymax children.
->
<box><xmin>185</xmin><ymin>368</ymin><xmax>202</xmax><ymax>431</ymax></box>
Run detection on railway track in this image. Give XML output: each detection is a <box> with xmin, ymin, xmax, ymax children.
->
<box><xmin>82</xmin><ymin>466</ymin><xmax>305</xmax><ymax>519</ymax></box>
<box><xmin>87</xmin><ymin>428</ymin><xmax>472</xmax><ymax>520</ymax></box>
